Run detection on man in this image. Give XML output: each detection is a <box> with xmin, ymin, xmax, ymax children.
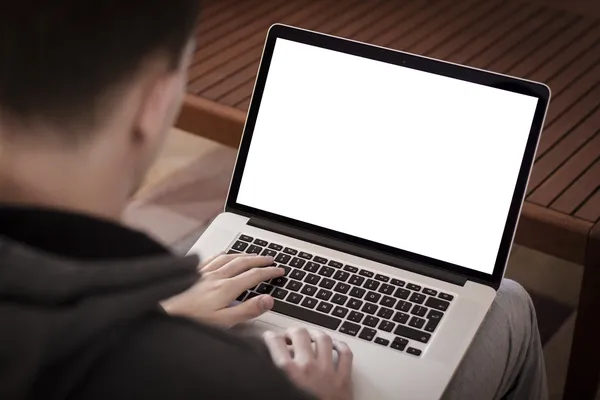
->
<box><xmin>0</xmin><ymin>1</ymin><xmax>548</xmax><ymax>399</ymax></box>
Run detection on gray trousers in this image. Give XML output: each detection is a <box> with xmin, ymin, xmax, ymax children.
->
<box><xmin>443</xmin><ymin>279</ymin><xmax>549</xmax><ymax>400</ymax></box>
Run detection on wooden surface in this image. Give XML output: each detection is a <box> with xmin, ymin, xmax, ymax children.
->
<box><xmin>179</xmin><ymin>0</ymin><xmax>600</xmax><ymax>266</ymax></box>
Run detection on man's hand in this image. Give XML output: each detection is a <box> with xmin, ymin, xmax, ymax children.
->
<box><xmin>264</xmin><ymin>328</ymin><xmax>354</xmax><ymax>400</ymax></box>
<box><xmin>161</xmin><ymin>253</ymin><xmax>284</xmax><ymax>327</ymax></box>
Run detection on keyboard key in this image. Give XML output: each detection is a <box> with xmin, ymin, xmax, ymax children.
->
<box><xmin>287</xmin><ymin>293</ymin><xmax>303</xmax><ymax>304</ymax></box>
<box><xmin>239</xmin><ymin>235</ymin><xmax>253</xmax><ymax>242</ymax></box>
<box><xmin>272</xmin><ymin>300</ymin><xmax>341</xmax><ymax>330</ymax></box>
<box><xmin>359</xmin><ymin>269</ymin><xmax>374</xmax><ymax>277</ymax></box>
<box><xmin>333</xmin><ymin>306</ymin><xmax>349</xmax><ymax>318</ymax></box>
<box><xmin>391</xmin><ymin>278</ymin><xmax>405</xmax><ymax>287</ymax></box>
<box><xmin>316</xmin><ymin>289</ymin><xmax>333</xmax><ymax>301</ymax></box>
<box><xmin>395</xmin><ymin>300</ymin><xmax>411</xmax><ymax>312</ymax></box>
<box><xmin>333</xmin><ymin>270</ymin><xmax>350</xmax><ymax>282</ymax></box>
<box><xmin>319</xmin><ymin>266</ymin><xmax>335</xmax><ymax>277</ymax></box>
<box><xmin>302</xmin><ymin>297</ymin><xmax>318</xmax><ymax>309</ymax></box>
<box><xmin>284</xmin><ymin>247</ymin><xmax>298</xmax><ymax>255</ymax></box>
<box><xmin>247</xmin><ymin>245</ymin><xmax>263</xmax><ymax>255</ymax></box>
<box><xmin>349</xmin><ymin>275</ymin><xmax>365</xmax><ymax>286</ymax></box>
<box><xmin>232</xmin><ymin>241</ymin><xmax>249</xmax><ymax>251</ymax></box>
<box><xmin>272</xmin><ymin>288</ymin><xmax>288</xmax><ymax>299</ymax></box>
<box><xmin>281</xmin><ymin>266</ymin><xmax>291</xmax><ymax>276</ymax></box>
<box><xmin>394</xmin><ymin>288</ymin><xmax>410</xmax><ymax>299</ymax></box>
<box><xmin>391</xmin><ymin>337</ymin><xmax>409</xmax><ymax>351</ymax></box>
<box><xmin>410</xmin><ymin>293</ymin><xmax>426</xmax><ymax>304</ymax></box>
<box><xmin>394</xmin><ymin>325</ymin><xmax>431</xmax><ymax>343</ymax></box>
<box><xmin>317</xmin><ymin>301</ymin><xmax>334</xmax><ymax>313</ymax></box>
<box><xmin>334</xmin><ymin>283</ymin><xmax>351</xmax><ymax>294</ymax></box>
<box><xmin>425</xmin><ymin>297</ymin><xmax>450</xmax><ymax>311</ymax></box>
<box><xmin>424</xmin><ymin>318</ymin><xmax>440</xmax><ymax>333</ymax></box>
<box><xmin>427</xmin><ymin>309</ymin><xmax>444</xmax><ymax>321</ymax></box>
<box><xmin>290</xmin><ymin>257</ymin><xmax>306</xmax><ymax>268</ymax></box>
<box><xmin>347</xmin><ymin>311</ymin><xmax>364</xmax><ymax>323</ymax></box>
<box><xmin>287</xmin><ymin>280</ymin><xmax>302</xmax><ymax>292</ymax></box>
<box><xmin>236</xmin><ymin>291</ymin><xmax>248</xmax><ymax>302</ymax></box>
<box><xmin>363</xmin><ymin>315</ymin><xmax>380</xmax><ymax>327</ymax></box>
<box><xmin>379</xmin><ymin>283</ymin><xmax>395</xmax><ymax>295</ymax></box>
<box><xmin>407</xmin><ymin>283</ymin><xmax>421</xmax><ymax>291</ymax></box>
<box><xmin>380</xmin><ymin>295</ymin><xmax>396</xmax><ymax>308</ymax></box>
<box><xmin>393</xmin><ymin>312</ymin><xmax>410</xmax><ymax>324</ymax></box>
<box><xmin>268</xmin><ymin>243</ymin><xmax>283</xmax><ymax>251</ymax></box>
<box><xmin>305</xmin><ymin>273</ymin><xmax>320</xmax><ymax>285</ymax></box>
<box><xmin>375</xmin><ymin>274</ymin><xmax>390</xmax><ymax>282</ymax></box>
<box><xmin>439</xmin><ymin>292</ymin><xmax>454</xmax><ymax>301</ymax></box>
<box><xmin>291</xmin><ymin>269</ymin><xmax>306</xmax><ymax>280</ymax></box>
<box><xmin>304</xmin><ymin>262</ymin><xmax>320</xmax><ymax>273</ymax></box>
<box><xmin>364</xmin><ymin>279</ymin><xmax>380</xmax><ymax>290</ymax></box>
<box><xmin>319</xmin><ymin>278</ymin><xmax>335</xmax><ymax>289</ymax></box>
<box><xmin>271</xmin><ymin>277</ymin><xmax>288</xmax><ymax>287</ymax></box>
<box><xmin>365</xmin><ymin>291</ymin><xmax>381</xmax><ymax>303</ymax></box>
<box><xmin>314</xmin><ymin>256</ymin><xmax>328</xmax><ymax>264</ymax></box>
<box><xmin>227</xmin><ymin>250</ymin><xmax>240</xmax><ymax>254</ymax></box>
<box><xmin>411</xmin><ymin>305</ymin><xmax>427</xmax><ymax>317</ymax></box>
<box><xmin>423</xmin><ymin>288</ymin><xmax>437</xmax><ymax>296</ymax></box>
<box><xmin>301</xmin><ymin>285</ymin><xmax>318</xmax><ymax>296</ymax></box>
<box><xmin>257</xmin><ymin>283</ymin><xmax>274</xmax><ymax>294</ymax></box>
<box><xmin>379</xmin><ymin>320</ymin><xmax>395</xmax><ymax>332</ymax></box>
<box><xmin>261</xmin><ymin>249</ymin><xmax>277</xmax><ymax>257</ymax></box>
<box><xmin>409</xmin><ymin>316</ymin><xmax>426</xmax><ymax>329</ymax></box>
<box><xmin>344</xmin><ymin>265</ymin><xmax>358</xmax><ymax>273</ymax></box>
<box><xmin>358</xmin><ymin>327</ymin><xmax>376</xmax><ymax>341</ymax></box>
<box><xmin>254</xmin><ymin>239</ymin><xmax>268</xmax><ymax>247</ymax></box>
<box><xmin>328</xmin><ymin>260</ymin><xmax>343</xmax><ymax>269</ymax></box>
<box><xmin>349</xmin><ymin>287</ymin><xmax>366</xmax><ymax>298</ymax></box>
<box><xmin>332</xmin><ymin>294</ymin><xmax>348</xmax><ymax>305</ymax></box>
<box><xmin>375</xmin><ymin>337</ymin><xmax>390</xmax><ymax>346</ymax></box>
<box><xmin>377</xmin><ymin>307</ymin><xmax>393</xmax><ymax>320</ymax></box>
<box><xmin>407</xmin><ymin>347</ymin><xmax>422</xmax><ymax>356</ymax></box>
<box><xmin>299</xmin><ymin>251</ymin><xmax>313</xmax><ymax>260</ymax></box>
<box><xmin>362</xmin><ymin>303</ymin><xmax>378</xmax><ymax>315</ymax></box>
<box><xmin>339</xmin><ymin>321</ymin><xmax>360</xmax><ymax>336</ymax></box>
<box><xmin>347</xmin><ymin>298</ymin><xmax>363</xmax><ymax>310</ymax></box>
<box><xmin>275</xmin><ymin>253</ymin><xmax>291</xmax><ymax>264</ymax></box>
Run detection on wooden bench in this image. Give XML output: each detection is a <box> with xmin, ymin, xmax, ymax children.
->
<box><xmin>177</xmin><ymin>1</ymin><xmax>600</xmax><ymax>397</ymax></box>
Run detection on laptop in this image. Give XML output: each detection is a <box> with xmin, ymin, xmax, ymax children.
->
<box><xmin>188</xmin><ymin>24</ymin><xmax>550</xmax><ymax>400</ymax></box>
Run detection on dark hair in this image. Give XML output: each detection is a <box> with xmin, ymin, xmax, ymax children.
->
<box><xmin>0</xmin><ymin>1</ymin><xmax>201</xmax><ymax>132</ymax></box>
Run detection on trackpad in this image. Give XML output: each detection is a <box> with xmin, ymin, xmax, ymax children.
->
<box><xmin>253</xmin><ymin>320</ymin><xmax>285</xmax><ymax>333</ymax></box>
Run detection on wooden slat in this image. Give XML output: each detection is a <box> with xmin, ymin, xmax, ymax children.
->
<box><xmin>529</xmin><ymin>130</ymin><xmax>600</xmax><ymax>205</ymax></box>
<box><xmin>551</xmin><ymin>158</ymin><xmax>600</xmax><ymax>215</ymax></box>
<box><xmin>527</xmin><ymin>106</ymin><xmax>600</xmax><ymax>196</ymax></box>
<box><xmin>575</xmin><ymin>189</ymin><xmax>600</xmax><ymax>222</ymax></box>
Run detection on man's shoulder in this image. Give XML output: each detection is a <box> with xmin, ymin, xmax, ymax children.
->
<box><xmin>73</xmin><ymin>314</ymin><xmax>309</xmax><ymax>399</ymax></box>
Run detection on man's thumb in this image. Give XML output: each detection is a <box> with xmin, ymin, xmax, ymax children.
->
<box><xmin>223</xmin><ymin>294</ymin><xmax>274</xmax><ymax>326</ymax></box>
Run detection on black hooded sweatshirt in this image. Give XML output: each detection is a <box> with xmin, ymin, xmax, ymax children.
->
<box><xmin>0</xmin><ymin>206</ymin><xmax>312</xmax><ymax>400</ymax></box>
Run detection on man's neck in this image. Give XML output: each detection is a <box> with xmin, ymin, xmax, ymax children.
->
<box><xmin>0</xmin><ymin>135</ymin><xmax>130</xmax><ymax>221</ymax></box>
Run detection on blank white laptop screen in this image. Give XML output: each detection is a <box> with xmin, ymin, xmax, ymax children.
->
<box><xmin>236</xmin><ymin>38</ymin><xmax>538</xmax><ymax>275</ymax></box>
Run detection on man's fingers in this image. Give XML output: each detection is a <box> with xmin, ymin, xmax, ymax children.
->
<box><xmin>229</xmin><ymin>266</ymin><xmax>284</xmax><ymax>293</ymax></box>
<box><xmin>216</xmin><ymin>294</ymin><xmax>274</xmax><ymax>327</ymax></box>
<box><xmin>334</xmin><ymin>340</ymin><xmax>354</xmax><ymax>378</ymax></box>
<box><xmin>263</xmin><ymin>330</ymin><xmax>291</xmax><ymax>366</ymax></box>
<box><xmin>310</xmin><ymin>330</ymin><xmax>333</xmax><ymax>367</ymax></box>
<box><xmin>287</xmin><ymin>328</ymin><xmax>314</xmax><ymax>362</ymax></box>
<box><xmin>197</xmin><ymin>252</ymin><xmax>225</xmax><ymax>271</ymax></box>
<box><xmin>201</xmin><ymin>253</ymin><xmax>251</xmax><ymax>273</ymax></box>
<box><xmin>217</xmin><ymin>255</ymin><xmax>275</xmax><ymax>278</ymax></box>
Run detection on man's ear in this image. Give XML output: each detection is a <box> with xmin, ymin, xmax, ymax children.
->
<box><xmin>133</xmin><ymin>69</ymin><xmax>182</xmax><ymax>145</ymax></box>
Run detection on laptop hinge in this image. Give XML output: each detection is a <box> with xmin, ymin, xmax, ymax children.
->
<box><xmin>248</xmin><ymin>217</ymin><xmax>468</xmax><ymax>287</ymax></box>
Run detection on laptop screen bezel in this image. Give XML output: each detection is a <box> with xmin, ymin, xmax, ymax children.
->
<box><xmin>225</xmin><ymin>24</ymin><xmax>550</xmax><ymax>288</ymax></box>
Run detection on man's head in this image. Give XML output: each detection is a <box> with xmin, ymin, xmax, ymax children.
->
<box><xmin>0</xmin><ymin>1</ymin><xmax>201</xmax><ymax>218</ymax></box>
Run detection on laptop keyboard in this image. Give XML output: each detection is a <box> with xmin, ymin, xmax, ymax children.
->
<box><xmin>229</xmin><ymin>234</ymin><xmax>455</xmax><ymax>357</ymax></box>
